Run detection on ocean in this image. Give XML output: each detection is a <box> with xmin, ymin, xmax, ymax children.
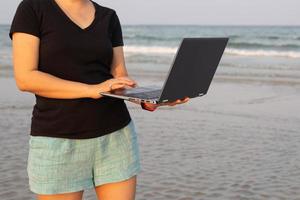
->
<box><xmin>1</xmin><ymin>25</ymin><xmax>300</xmax><ymax>84</ymax></box>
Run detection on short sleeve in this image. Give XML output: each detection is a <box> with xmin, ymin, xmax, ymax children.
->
<box><xmin>110</xmin><ymin>11</ymin><xmax>124</xmax><ymax>47</ymax></box>
<box><xmin>9</xmin><ymin>0</ymin><xmax>41</xmax><ymax>40</ymax></box>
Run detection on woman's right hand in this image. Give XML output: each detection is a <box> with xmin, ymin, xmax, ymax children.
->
<box><xmin>87</xmin><ymin>77</ymin><xmax>137</xmax><ymax>99</ymax></box>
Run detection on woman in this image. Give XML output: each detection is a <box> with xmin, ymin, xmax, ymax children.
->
<box><xmin>9</xmin><ymin>0</ymin><xmax>189</xmax><ymax>199</ymax></box>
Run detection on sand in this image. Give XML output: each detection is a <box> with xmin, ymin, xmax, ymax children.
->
<box><xmin>0</xmin><ymin>74</ymin><xmax>300</xmax><ymax>200</ymax></box>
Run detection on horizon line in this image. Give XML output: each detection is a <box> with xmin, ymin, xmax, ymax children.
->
<box><xmin>0</xmin><ymin>23</ymin><xmax>300</xmax><ymax>27</ymax></box>
<box><xmin>123</xmin><ymin>24</ymin><xmax>300</xmax><ymax>27</ymax></box>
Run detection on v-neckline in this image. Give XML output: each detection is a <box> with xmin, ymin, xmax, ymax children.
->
<box><xmin>51</xmin><ymin>0</ymin><xmax>99</xmax><ymax>32</ymax></box>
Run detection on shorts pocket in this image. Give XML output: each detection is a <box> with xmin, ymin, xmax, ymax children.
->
<box><xmin>29</xmin><ymin>136</ymin><xmax>75</xmax><ymax>154</ymax></box>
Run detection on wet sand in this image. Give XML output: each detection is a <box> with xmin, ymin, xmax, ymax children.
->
<box><xmin>0</xmin><ymin>74</ymin><xmax>300</xmax><ymax>200</ymax></box>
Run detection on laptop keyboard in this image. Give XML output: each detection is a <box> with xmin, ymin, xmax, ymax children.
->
<box><xmin>126</xmin><ymin>89</ymin><xmax>162</xmax><ymax>99</ymax></box>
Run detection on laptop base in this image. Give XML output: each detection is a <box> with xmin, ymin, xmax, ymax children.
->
<box><xmin>101</xmin><ymin>86</ymin><xmax>162</xmax><ymax>104</ymax></box>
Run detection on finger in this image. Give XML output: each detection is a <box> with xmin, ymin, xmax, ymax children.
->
<box><xmin>127</xmin><ymin>79</ymin><xmax>138</xmax><ymax>87</ymax></box>
<box><xmin>116</xmin><ymin>77</ymin><xmax>137</xmax><ymax>85</ymax></box>
<box><xmin>126</xmin><ymin>77</ymin><xmax>138</xmax><ymax>85</ymax></box>
<box><xmin>112</xmin><ymin>79</ymin><xmax>136</xmax><ymax>86</ymax></box>
<box><xmin>177</xmin><ymin>97</ymin><xmax>190</xmax><ymax>104</ymax></box>
<box><xmin>176</xmin><ymin>100</ymin><xmax>187</xmax><ymax>105</ymax></box>
<box><xmin>111</xmin><ymin>82</ymin><xmax>135</xmax><ymax>89</ymax></box>
<box><xmin>183</xmin><ymin>97</ymin><xmax>190</xmax><ymax>101</ymax></box>
<box><xmin>116</xmin><ymin>76</ymin><xmax>135</xmax><ymax>82</ymax></box>
<box><xmin>177</xmin><ymin>99</ymin><xmax>187</xmax><ymax>104</ymax></box>
<box><xmin>144</xmin><ymin>102</ymin><xmax>157</xmax><ymax>108</ymax></box>
<box><xmin>149</xmin><ymin>104</ymin><xmax>160</xmax><ymax>110</ymax></box>
<box><xmin>119</xmin><ymin>79</ymin><xmax>136</xmax><ymax>86</ymax></box>
<box><xmin>169</xmin><ymin>98</ymin><xmax>188</xmax><ymax>105</ymax></box>
<box><xmin>141</xmin><ymin>102</ymin><xmax>158</xmax><ymax>111</ymax></box>
<box><xmin>110</xmin><ymin>83</ymin><xmax>126</xmax><ymax>90</ymax></box>
<box><xmin>164</xmin><ymin>102</ymin><xmax>176</xmax><ymax>106</ymax></box>
<box><xmin>168</xmin><ymin>99</ymin><xmax>181</xmax><ymax>105</ymax></box>
<box><xmin>183</xmin><ymin>98</ymin><xmax>190</xmax><ymax>103</ymax></box>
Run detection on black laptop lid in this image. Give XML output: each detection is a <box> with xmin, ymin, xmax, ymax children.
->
<box><xmin>158</xmin><ymin>38</ymin><xmax>229</xmax><ymax>103</ymax></box>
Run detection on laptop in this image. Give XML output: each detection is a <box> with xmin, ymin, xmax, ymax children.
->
<box><xmin>100</xmin><ymin>37</ymin><xmax>229</xmax><ymax>104</ymax></box>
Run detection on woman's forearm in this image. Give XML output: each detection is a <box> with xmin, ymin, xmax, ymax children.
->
<box><xmin>18</xmin><ymin>70</ymin><xmax>92</xmax><ymax>99</ymax></box>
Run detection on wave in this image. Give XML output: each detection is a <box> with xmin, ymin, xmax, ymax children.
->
<box><xmin>254</xmin><ymin>36</ymin><xmax>283</xmax><ymax>40</ymax></box>
<box><xmin>124</xmin><ymin>35</ymin><xmax>300</xmax><ymax>43</ymax></box>
<box><xmin>124</xmin><ymin>45</ymin><xmax>300</xmax><ymax>58</ymax></box>
<box><xmin>266</xmin><ymin>36</ymin><xmax>280</xmax><ymax>40</ymax></box>
<box><xmin>124</xmin><ymin>34</ymin><xmax>181</xmax><ymax>41</ymax></box>
<box><xmin>124</xmin><ymin>46</ymin><xmax>177</xmax><ymax>54</ymax></box>
<box><xmin>228</xmin><ymin>42</ymin><xmax>300</xmax><ymax>49</ymax></box>
<box><xmin>226</xmin><ymin>48</ymin><xmax>300</xmax><ymax>58</ymax></box>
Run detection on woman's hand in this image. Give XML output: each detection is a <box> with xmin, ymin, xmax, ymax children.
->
<box><xmin>129</xmin><ymin>97</ymin><xmax>190</xmax><ymax>111</ymax></box>
<box><xmin>143</xmin><ymin>97</ymin><xmax>190</xmax><ymax>111</ymax></box>
<box><xmin>88</xmin><ymin>76</ymin><xmax>137</xmax><ymax>99</ymax></box>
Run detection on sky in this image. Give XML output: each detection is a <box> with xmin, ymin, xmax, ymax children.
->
<box><xmin>1</xmin><ymin>0</ymin><xmax>299</xmax><ymax>25</ymax></box>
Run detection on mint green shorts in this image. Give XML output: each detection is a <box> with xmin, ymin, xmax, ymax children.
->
<box><xmin>27</xmin><ymin>120</ymin><xmax>141</xmax><ymax>195</ymax></box>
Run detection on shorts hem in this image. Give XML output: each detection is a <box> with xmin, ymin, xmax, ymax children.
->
<box><xmin>29</xmin><ymin>179</ymin><xmax>95</xmax><ymax>195</ymax></box>
<box><xmin>94</xmin><ymin>165</ymin><xmax>141</xmax><ymax>187</ymax></box>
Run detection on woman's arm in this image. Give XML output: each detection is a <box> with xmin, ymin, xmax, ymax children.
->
<box><xmin>110</xmin><ymin>46</ymin><xmax>130</xmax><ymax>78</ymax></box>
<box><xmin>12</xmin><ymin>33</ymin><xmax>135</xmax><ymax>99</ymax></box>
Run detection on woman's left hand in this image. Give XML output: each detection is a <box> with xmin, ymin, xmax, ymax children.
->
<box><xmin>140</xmin><ymin>97</ymin><xmax>190</xmax><ymax>111</ymax></box>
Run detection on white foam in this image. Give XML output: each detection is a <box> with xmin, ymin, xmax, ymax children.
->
<box><xmin>124</xmin><ymin>45</ymin><xmax>300</xmax><ymax>59</ymax></box>
<box><xmin>124</xmin><ymin>46</ymin><xmax>177</xmax><ymax>55</ymax></box>
<box><xmin>226</xmin><ymin>48</ymin><xmax>300</xmax><ymax>59</ymax></box>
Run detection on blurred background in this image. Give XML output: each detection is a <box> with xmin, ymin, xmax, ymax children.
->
<box><xmin>1</xmin><ymin>0</ymin><xmax>300</xmax><ymax>200</ymax></box>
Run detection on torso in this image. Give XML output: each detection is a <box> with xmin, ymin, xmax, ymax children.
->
<box><xmin>10</xmin><ymin>0</ymin><xmax>132</xmax><ymax>139</ymax></box>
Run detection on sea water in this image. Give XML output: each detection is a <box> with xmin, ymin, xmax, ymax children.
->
<box><xmin>1</xmin><ymin>25</ymin><xmax>300</xmax><ymax>84</ymax></box>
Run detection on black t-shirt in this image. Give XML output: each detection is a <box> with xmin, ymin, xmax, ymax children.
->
<box><xmin>9</xmin><ymin>0</ymin><xmax>132</xmax><ymax>139</ymax></box>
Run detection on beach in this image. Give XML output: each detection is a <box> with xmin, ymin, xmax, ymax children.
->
<box><xmin>1</xmin><ymin>73</ymin><xmax>300</xmax><ymax>199</ymax></box>
<box><xmin>1</xmin><ymin>25</ymin><xmax>300</xmax><ymax>199</ymax></box>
